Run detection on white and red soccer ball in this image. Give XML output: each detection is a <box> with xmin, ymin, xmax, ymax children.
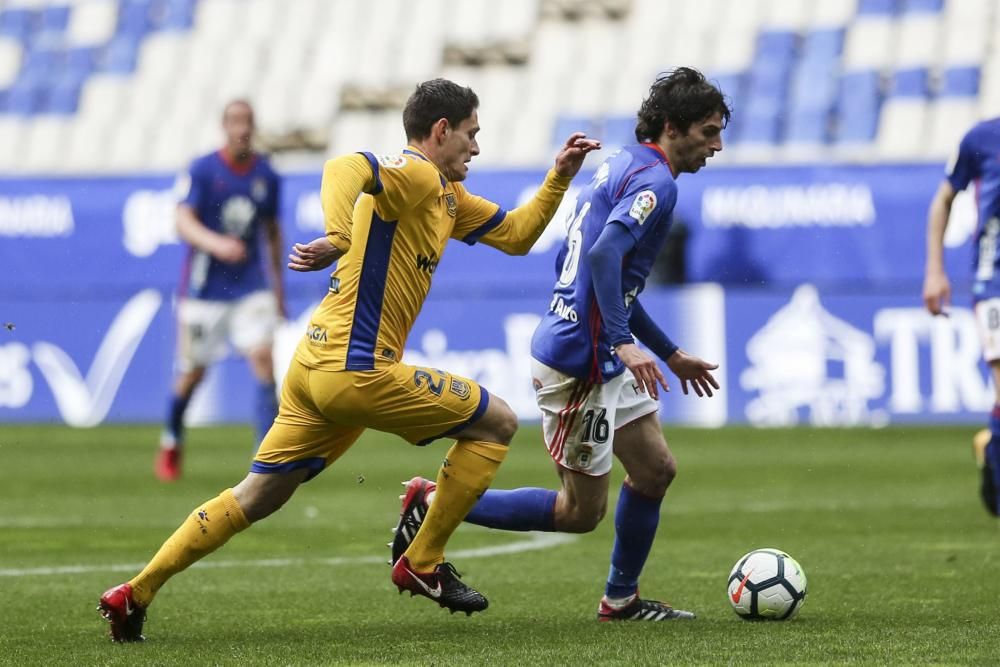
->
<box><xmin>727</xmin><ymin>548</ymin><xmax>807</xmax><ymax>620</ymax></box>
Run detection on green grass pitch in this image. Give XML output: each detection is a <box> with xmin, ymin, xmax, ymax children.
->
<box><xmin>1</xmin><ymin>423</ymin><xmax>998</xmax><ymax>665</ymax></box>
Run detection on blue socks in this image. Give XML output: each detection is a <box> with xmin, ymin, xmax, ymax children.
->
<box><xmin>164</xmin><ymin>393</ymin><xmax>192</xmax><ymax>445</ymax></box>
<box><xmin>254</xmin><ymin>382</ymin><xmax>279</xmax><ymax>450</ymax></box>
<box><xmin>987</xmin><ymin>406</ymin><xmax>1000</xmax><ymax>510</ymax></box>
<box><xmin>605</xmin><ymin>482</ymin><xmax>662</xmax><ymax>600</ymax></box>
<box><xmin>464</xmin><ymin>488</ymin><xmax>557</xmax><ymax>531</ymax></box>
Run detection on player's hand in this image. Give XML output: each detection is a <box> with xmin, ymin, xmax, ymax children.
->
<box><xmin>553</xmin><ymin>132</ymin><xmax>602</xmax><ymax>178</ymax></box>
<box><xmin>922</xmin><ymin>269</ymin><xmax>951</xmax><ymax>316</ymax></box>
<box><xmin>288</xmin><ymin>236</ymin><xmax>343</xmax><ymax>272</ymax></box>
<box><xmin>615</xmin><ymin>342</ymin><xmax>669</xmax><ymax>400</ymax></box>
<box><xmin>666</xmin><ymin>349</ymin><xmax>720</xmax><ymax>398</ymax></box>
<box><xmin>214</xmin><ymin>237</ymin><xmax>248</xmax><ymax>264</ymax></box>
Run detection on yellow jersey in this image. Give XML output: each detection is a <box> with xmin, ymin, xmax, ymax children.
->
<box><xmin>295</xmin><ymin>146</ymin><xmax>572</xmax><ymax>372</ymax></box>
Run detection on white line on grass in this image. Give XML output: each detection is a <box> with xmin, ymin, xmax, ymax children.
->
<box><xmin>0</xmin><ymin>532</ymin><xmax>578</xmax><ymax>578</ymax></box>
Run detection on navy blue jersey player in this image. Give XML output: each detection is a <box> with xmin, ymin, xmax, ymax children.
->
<box><xmin>924</xmin><ymin>115</ymin><xmax>1000</xmax><ymax>516</ymax></box>
<box><xmin>393</xmin><ymin>68</ymin><xmax>730</xmax><ymax>620</ymax></box>
<box><xmin>157</xmin><ymin>100</ymin><xmax>285</xmax><ymax>481</ymax></box>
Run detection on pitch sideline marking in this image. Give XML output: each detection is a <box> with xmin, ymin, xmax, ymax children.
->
<box><xmin>0</xmin><ymin>532</ymin><xmax>578</xmax><ymax>578</ymax></box>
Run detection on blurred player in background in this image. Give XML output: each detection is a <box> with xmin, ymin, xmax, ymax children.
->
<box><xmin>156</xmin><ymin>100</ymin><xmax>285</xmax><ymax>482</ymax></box>
<box><xmin>923</xmin><ymin>114</ymin><xmax>1000</xmax><ymax>517</ymax></box>
<box><xmin>98</xmin><ymin>78</ymin><xmax>600</xmax><ymax>641</ymax></box>
<box><xmin>392</xmin><ymin>68</ymin><xmax>728</xmax><ymax>621</ymax></box>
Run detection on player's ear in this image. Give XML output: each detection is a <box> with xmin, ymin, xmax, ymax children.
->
<box><xmin>431</xmin><ymin>118</ymin><xmax>450</xmax><ymax>143</ymax></box>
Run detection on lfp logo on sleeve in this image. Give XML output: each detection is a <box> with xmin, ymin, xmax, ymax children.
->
<box><xmin>629</xmin><ymin>190</ymin><xmax>657</xmax><ymax>225</ymax></box>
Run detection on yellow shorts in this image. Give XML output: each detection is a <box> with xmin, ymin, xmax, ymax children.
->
<box><xmin>251</xmin><ymin>358</ymin><xmax>489</xmax><ymax>480</ymax></box>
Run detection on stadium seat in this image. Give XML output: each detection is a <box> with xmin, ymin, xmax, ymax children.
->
<box><xmin>900</xmin><ymin>0</ymin><xmax>943</xmax><ymax>12</ymax></box>
<box><xmin>0</xmin><ymin>116</ymin><xmax>25</xmax><ymax>170</ymax></box>
<box><xmin>893</xmin><ymin>14</ymin><xmax>939</xmax><ymax>68</ymax></box>
<box><xmin>155</xmin><ymin>0</ymin><xmax>197</xmax><ymax>31</ymax></box>
<box><xmin>20</xmin><ymin>116</ymin><xmax>72</xmax><ymax>172</ymax></box>
<box><xmin>834</xmin><ymin>70</ymin><xmax>882</xmax><ymax>145</ymax></box>
<box><xmin>0</xmin><ymin>8</ymin><xmax>34</xmax><ymax>42</ymax></box>
<box><xmin>843</xmin><ymin>17</ymin><xmax>894</xmax><ymax>70</ymax></box>
<box><xmin>856</xmin><ymin>0</ymin><xmax>897</xmax><ymax>15</ymax></box>
<box><xmin>926</xmin><ymin>97</ymin><xmax>978</xmax><ymax>158</ymax></box>
<box><xmin>67</xmin><ymin>0</ymin><xmax>118</xmax><ymax>47</ymax></box>
<box><xmin>760</xmin><ymin>0</ymin><xmax>811</xmax><ymax>31</ymax></box>
<box><xmin>0</xmin><ymin>37</ymin><xmax>23</xmax><ymax>89</ymax></box>
<box><xmin>877</xmin><ymin>98</ymin><xmax>927</xmax><ymax>158</ymax></box>
<box><xmin>891</xmin><ymin>68</ymin><xmax>930</xmax><ymax>97</ymax></box>
<box><xmin>801</xmin><ymin>28</ymin><xmax>844</xmax><ymax>63</ymax></box>
<box><xmin>115</xmin><ymin>0</ymin><xmax>151</xmax><ymax>39</ymax></box>
<box><xmin>100</xmin><ymin>34</ymin><xmax>141</xmax><ymax>73</ymax></box>
<box><xmin>941</xmin><ymin>19</ymin><xmax>988</xmax><ymax>67</ymax></box>
<box><xmin>5</xmin><ymin>75</ymin><xmax>43</xmax><ymax>115</ymax></box>
<box><xmin>980</xmin><ymin>57</ymin><xmax>1000</xmax><ymax>118</ymax></box>
<box><xmin>811</xmin><ymin>0</ymin><xmax>857</xmax><ymax>28</ymax></box>
<box><xmin>941</xmin><ymin>67</ymin><xmax>980</xmax><ymax>97</ymax></box>
<box><xmin>44</xmin><ymin>73</ymin><xmax>85</xmax><ymax>114</ymax></box>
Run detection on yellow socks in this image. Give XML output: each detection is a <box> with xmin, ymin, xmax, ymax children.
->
<box><xmin>129</xmin><ymin>488</ymin><xmax>250</xmax><ymax>607</ymax></box>
<box><xmin>404</xmin><ymin>440</ymin><xmax>507</xmax><ymax>571</ymax></box>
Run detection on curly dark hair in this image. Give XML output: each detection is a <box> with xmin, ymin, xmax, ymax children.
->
<box><xmin>634</xmin><ymin>67</ymin><xmax>732</xmax><ymax>142</ymax></box>
<box><xmin>403</xmin><ymin>78</ymin><xmax>479</xmax><ymax>141</ymax></box>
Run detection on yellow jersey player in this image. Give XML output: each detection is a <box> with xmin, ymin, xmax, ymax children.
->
<box><xmin>97</xmin><ymin>78</ymin><xmax>600</xmax><ymax>641</ymax></box>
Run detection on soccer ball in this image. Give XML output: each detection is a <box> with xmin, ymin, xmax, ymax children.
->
<box><xmin>727</xmin><ymin>548</ymin><xmax>807</xmax><ymax>620</ymax></box>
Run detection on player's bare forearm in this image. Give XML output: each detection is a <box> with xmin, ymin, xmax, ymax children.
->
<box><xmin>176</xmin><ymin>205</ymin><xmax>246</xmax><ymax>263</ymax></box>
<box><xmin>665</xmin><ymin>349</ymin><xmax>720</xmax><ymax>398</ymax></box>
<box><xmin>264</xmin><ymin>218</ymin><xmax>287</xmax><ymax>316</ymax></box>
<box><xmin>923</xmin><ymin>181</ymin><xmax>956</xmax><ymax>315</ymax></box>
<box><xmin>288</xmin><ymin>236</ymin><xmax>343</xmax><ymax>272</ymax></box>
<box><xmin>552</xmin><ymin>132</ymin><xmax>602</xmax><ymax>178</ymax></box>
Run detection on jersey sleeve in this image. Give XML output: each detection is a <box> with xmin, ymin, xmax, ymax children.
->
<box><xmin>450</xmin><ymin>183</ymin><xmax>506</xmax><ymax>244</ymax></box>
<box><xmin>358</xmin><ymin>152</ymin><xmax>440</xmax><ymax>221</ymax></box>
<box><xmin>178</xmin><ymin>158</ymin><xmax>206</xmax><ymax>210</ymax></box>
<box><xmin>607</xmin><ymin>169</ymin><xmax>677</xmax><ymax>241</ymax></box>
<box><xmin>946</xmin><ymin>126</ymin><xmax>981</xmax><ymax>192</ymax></box>
<box><xmin>452</xmin><ymin>168</ymin><xmax>573</xmax><ymax>255</ymax></box>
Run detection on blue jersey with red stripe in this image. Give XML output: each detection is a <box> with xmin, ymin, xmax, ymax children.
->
<box><xmin>179</xmin><ymin>150</ymin><xmax>280</xmax><ymax>301</ymax></box>
<box><xmin>531</xmin><ymin>144</ymin><xmax>678</xmax><ymax>382</ymax></box>
<box><xmin>947</xmin><ymin>117</ymin><xmax>1000</xmax><ymax>301</ymax></box>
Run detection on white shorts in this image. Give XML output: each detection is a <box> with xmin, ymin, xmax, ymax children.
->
<box><xmin>532</xmin><ymin>358</ymin><xmax>660</xmax><ymax>476</ymax></box>
<box><xmin>176</xmin><ymin>290</ymin><xmax>279</xmax><ymax>371</ymax></box>
<box><xmin>975</xmin><ymin>298</ymin><xmax>1000</xmax><ymax>362</ymax></box>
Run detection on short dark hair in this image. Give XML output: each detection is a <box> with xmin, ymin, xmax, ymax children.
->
<box><xmin>634</xmin><ymin>67</ymin><xmax>731</xmax><ymax>142</ymax></box>
<box><xmin>402</xmin><ymin>79</ymin><xmax>479</xmax><ymax>141</ymax></box>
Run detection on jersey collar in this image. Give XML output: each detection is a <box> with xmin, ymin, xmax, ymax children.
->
<box><xmin>218</xmin><ymin>148</ymin><xmax>257</xmax><ymax>176</ymax></box>
<box><xmin>403</xmin><ymin>145</ymin><xmax>448</xmax><ymax>189</ymax></box>
<box><xmin>640</xmin><ymin>142</ymin><xmax>673</xmax><ymax>176</ymax></box>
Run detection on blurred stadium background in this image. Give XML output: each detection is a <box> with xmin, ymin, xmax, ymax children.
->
<box><xmin>1</xmin><ymin>0</ymin><xmax>998</xmax><ymax>429</ymax></box>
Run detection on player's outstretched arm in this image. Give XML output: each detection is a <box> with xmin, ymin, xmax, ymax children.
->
<box><xmin>288</xmin><ymin>236</ymin><xmax>343</xmax><ymax>272</ymax></box>
<box><xmin>467</xmin><ymin>133</ymin><xmax>601</xmax><ymax>256</ymax></box>
<box><xmin>923</xmin><ymin>180</ymin><xmax>957</xmax><ymax>316</ymax></box>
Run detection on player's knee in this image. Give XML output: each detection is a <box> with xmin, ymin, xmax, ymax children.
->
<box><xmin>488</xmin><ymin>401</ymin><xmax>519</xmax><ymax>445</ymax></box>
<box><xmin>632</xmin><ymin>456</ymin><xmax>676</xmax><ymax>497</ymax></box>
<box><xmin>558</xmin><ymin>500</ymin><xmax>606</xmax><ymax>533</ymax></box>
<box><xmin>649</xmin><ymin>456</ymin><xmax>677</xmax><ymax>495</ymax></box>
